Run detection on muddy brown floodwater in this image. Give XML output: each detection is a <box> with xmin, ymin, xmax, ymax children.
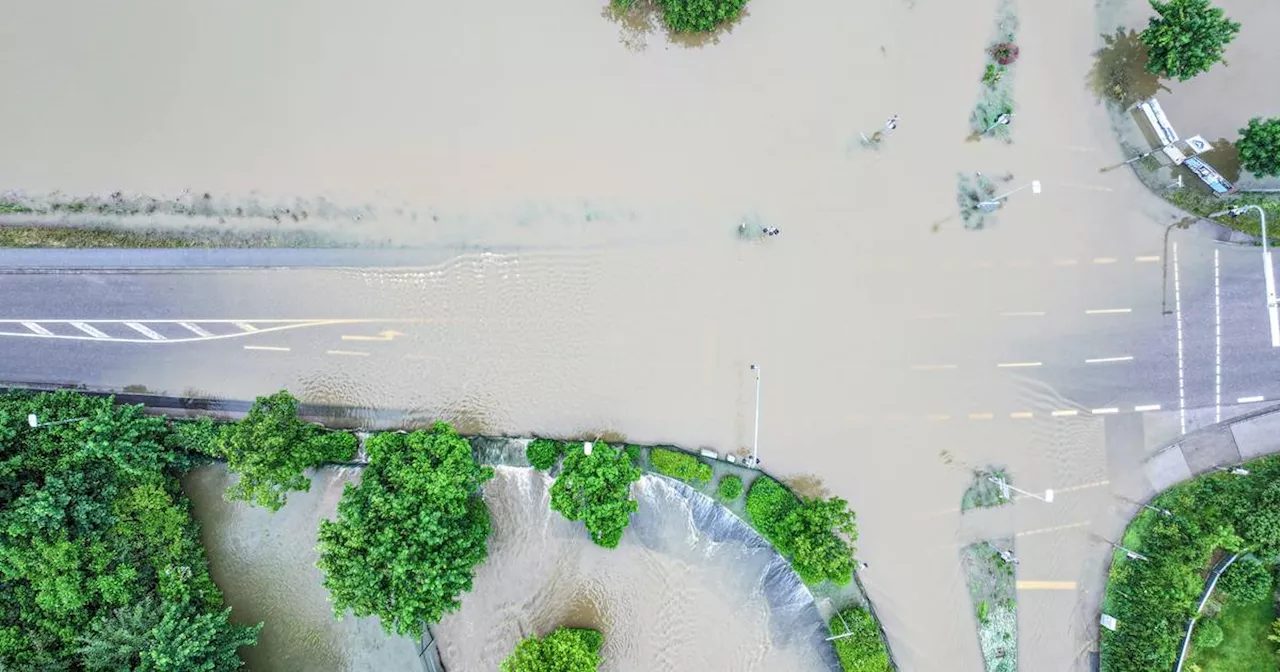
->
<box><xmin>2</xmin><ymin>0</ymin><xmax>1192</xmax><ymax>669</ymax></box>
<box><xmin>185</xmin><ymin>463</ymin><xmax>837</xmax><ymax>671</ymax></box>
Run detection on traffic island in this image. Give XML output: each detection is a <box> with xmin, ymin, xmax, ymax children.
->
<box><xmin>961</xmin><ymin>539</ymin><xmax>1019</xmax><ymax>672</ymax></box>
<box><xmin>961</xmin><ymin>467</ymin><xmax>1014</xmax><ymax>512</ymax></box>
<box><xmin>955</xmin><ymin>172</ymin><xmax>1015</xmax><ymax>230</ymax></box>
<box><xmin>968</xmin><ymin>0</ymin><xmax>1019</xmax><ymax>143</ymax></box>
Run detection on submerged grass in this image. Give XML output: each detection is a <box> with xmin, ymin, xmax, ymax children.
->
<box><xmin>967</xmin><ymin>0</ymin><xmax>1018</xmax><ymax>143</ymax></box>
<box><xmin>0</xmin><ymin>224</ymin><xmax>345</xmax><ymax>248</ymax></box>
<box><xmin>962</xmin><ymin>539</ymin><xmax>1018</xmax><ymax>672</ymax></box>
<box><xmin>961</xmin><ymin>467</ymin><xmax>1011</xmax><ymax>512</ymax></box>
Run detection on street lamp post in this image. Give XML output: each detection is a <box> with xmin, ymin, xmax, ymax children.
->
<box><xmin>27</xmin><ymin>414</ymin><xmax>87</xmax><ymax>428</ymax></box>
<box><xmin>1210</xmin><ymin>205</ymin><xmax>1278</xmax><ymax>347</ymax></box>
<box><xmin>989</xmin><ymin>475</ymin><xmax>1054</xmax><ymax>503</ymax></box>
<box><xmin>982</xmin><ymin>112</ymin><xmax>1012</xmax><ymax>136</ymax></box>
<box><xmin>977</xmin><ymin>180</ymin><xmax>1042</xmax><ymax>211</ymax></box>
<box><xmin>748</xmin><ymin>364</ymin><xmax>761</xmax><ymax>468</ymax></box>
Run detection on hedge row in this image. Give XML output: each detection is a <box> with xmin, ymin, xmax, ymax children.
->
<box><xmin>829</xmin><ymin>607</ymin><xmax>892</xmax><ymax>672</ymax></box>
<box><xmin>649</xmin><ymin>447</ymin><xmax>712</xmax><ymax>484</ymax></box>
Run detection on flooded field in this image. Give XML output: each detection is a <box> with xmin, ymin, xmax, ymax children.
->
<box><xmin>0</xmin><ymin>0</ymin><xmax>1202</xmax><ymax>670</ymax></box>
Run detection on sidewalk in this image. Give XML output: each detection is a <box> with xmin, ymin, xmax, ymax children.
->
<box><xmin>1144</xmin><ymin>402</ymin><xmax>1280</xmax><ymax>493</ymax></box>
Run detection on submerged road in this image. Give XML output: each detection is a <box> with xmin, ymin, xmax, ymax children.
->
<box><xmin>0</xmin><ymin>223</ymin><xmax>1274</xmax><ymax>672</ymax></box>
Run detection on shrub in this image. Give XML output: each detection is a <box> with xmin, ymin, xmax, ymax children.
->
<box><xmin>654</xmin><ymin>0</ymin><xmax>749</xmax><ymax>33</ymax></box>
<box><xmin>1193</xmin><ymin>619</ymin><xmax>1223</xmax><ymax>649</ymax></box>
<box><xmin>718</xmin><ymin>475</ymin><xmax>744</xmax><ymax>501</ymax></box>
<box><xmin>623</xmin><ymin>444</ymin><xmax>643</xmax><ymax>467</ymax></box>
<box><xmin>527</xmin><ymin>438</ymin><xmax>566</xmax><ymax>471</ymax></box>
<box><xmin>166</xmin><ymin>416</ymin><xmax>221</xmax><ymax>457</ymax></box>
<box><xmin>829</xmin><ymin>607</ymin><xmax>890</xmax><ymax>672</ymax></box>
<box><xmin>989</xmin><ymin>42</ymin><xmax>1019</xmax><ymax>65</ymax></box>
<box><xmin>501</xmin><ymin>626</ymin><xmax>603</xmax><ymax>672</ymax></box>
<box><xmin>1217</xmin><ymin>555</ymin><xmax>1272</xmax><ymax>603</ymax></box>
<box><xmin>745</xmin><ymin>476</ymin><xmax>800</xmax><ymax>542</ymax></box>
<box><xmin>650</xmin><ymin>447</ymin><xmax>712</xmax><ymax>484</ymax></box>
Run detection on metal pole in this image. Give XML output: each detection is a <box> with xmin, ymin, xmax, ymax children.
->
<box><xmin>750</xmin><ymin>365</ymin><xmax>761</xmax><ymax>464</ymax></box>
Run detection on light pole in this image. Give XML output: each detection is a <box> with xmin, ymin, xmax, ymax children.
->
<box><xmin>989</xmin><ymin>474</ymin><xmax>1054</xmax><ymax>503</ymax></box>
<box><xmin>1105</xmin><ymin>539</ymin><xmax>1150</xmax><ymax>561</ymax></box>
<box><xmin>977</xmin><ymin>180</ymin><xmax>1041</xmax><ymax>211</ymax></box>
<box><xmin>1210</xmin><ymin>205</ymin><xmax>1278</xmax><ymax>347</ymax></box>
<box><xmin>748</xmin><ymin>364</ymin><xmax>761</xmax><ymax>468</ymax></box>
<box><xmin>27</xmin><ymin>414</ymin><xmax>87</xmax><ymax>428</ymax></box>
<box><xmin>982</xmin><ymin>112</ymin><xmax>1012</xmax><ymax>135</ymax></box>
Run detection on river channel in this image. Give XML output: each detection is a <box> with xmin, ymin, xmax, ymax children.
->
<box><xmin>185</xmin><ymin>463</ymin><xmax>837</xmax><ymax>671</ymax></box>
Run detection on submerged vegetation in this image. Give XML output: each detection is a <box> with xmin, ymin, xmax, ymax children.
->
<box><xmin>550</xmin><ymin>442</ymin><xmax>643</xmax><ymax>548</ymax></box>
<box><xmin>962</xmin><ymin>540</ymin><xmax>1018</xmax><ymax>672</ymax></box>
<box><xmin>502</xmin><ymin>627</ymin><xmax>604</xmax><ymax>672</ymax></box>
<box><xmin>968</xmin><ymin>0</ymin><xmax>1019</xmax><ymax>142</ymax></box>
<box><xmin>0</xmin><ymin>390</ymin><xmax>260</xmax><ymax>669</ymax></box>
<box><xmin>745</xmin><ymin>476</ymin><xmax>859</xmax><ymax>585</ymax></box>
<box><xmin>650</xmin><ymin>446</ymin><xmax>713</xmax><ymax>484</ymax></box>
<box><xmin>961</xmin><ymin>467</ymin><xmax>1012</xmax><ymax>511</ymax></box>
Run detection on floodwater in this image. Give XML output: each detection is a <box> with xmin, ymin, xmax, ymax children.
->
<box><xmin>0</xmin><ymin>0</ymin><xmax>1217</xmax><ymax>669</ymax></box>
<box><xmin>183</xmin><ymin>463</ymin><xmax>836</xmax><ymax>671</ymax></box>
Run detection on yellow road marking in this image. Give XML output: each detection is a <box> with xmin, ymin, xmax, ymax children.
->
<box><xmin>926</xmin><ymin>414</ymin><xmax>952</xmax><ymax>421</ymax></box>
<box><xmin>969</xmin><ymin>413</ymin><xmax>995</xmax><ymax>420</ymax></box>
<box><xmin>1017</xmin><ymin>580</ymin><xmax>1077</xmax><ymax>590</ymax></box>
<box><xmin>1135</xmin><ymin>255</ymin><xmax>1161</xmax><ymax>263</ymax></box>
<box><xmin>1093</xmin><ymin>257</ymin><xmax>1118</xmax><ymax>264</ymax></box>
<box><xmin>326</xmin><ymin>350</ymin><xmax>371</xmax><ymax>357</ymax></box>
<box><xmin>243</xmin><ymin>345</ymin><xmax>290</xmax><ymax>352</ymax></box>
<box><xmin>1051</xmin><ymin>409</ymin><xmax>1079</xmax><ymax>417</ymax></box>
<box><xmin>1017</xmin><ymin>521</ymin><xmax>1090</xmax><ymax>537</ymax></box>
<box><xmin>1010</xmin><ymin>412</ymin><xmax>1034</xmax><ymax>419</ymax></box>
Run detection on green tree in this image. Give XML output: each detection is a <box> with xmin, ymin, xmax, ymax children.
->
<box><xmin>526</xmin><ymin>438</ymin><xmax>566</xmax><ymax>471</ymax></box>
<box><xmin>1237</xmin><ymin>117</ymin><xmax>1280</xmax><ymax>178</ymax></box>
<box><xmin>549</xmin><ymin>443</ymin><xmax>641</xmax><ymax>548</ymax></box>
<box><xmin>79</xmin><ymin>598</ymin><xmax>260</xmax><ymax>672</ymax></box>
<box><xmin>745</xmin><ymin>476</ymin><xmax>800</xmax><ymax>543</ymax></box>
<box><xmin>500</xmin><ymin>627</ymin><xmax>603</xmax><ymax>672</ymax></box>
<box><xmin>1217</xmin><ymin>555</ymin><xmax>1272</xmax><ymax>603</ymax></box>
<box><xmin>1140</xmin><ymin>0</ymin><xmax>1240</xmax><ymax>81</ymax></box>
<box><xmin>215</xmin><ymin>390</ymin><xmax>357</xmax><ymax>511</ymax></box>
<box><xmin>829</xmin><ymin>607</ymin><xmax>890</xmax><ymax>672</ymax></box>
<box><xmin>0</xmin><ymin>390</ymin><xmax>256</xmax><ymax>669</ymax></box>
<box><xmin>316</xmin><ymin>423</ymin><xmax>494</xmax><ymax>635</ymax></box>
<box><xmin>774</xmin><ymin>497</ymin><xmax>859</xmax><ymax>585</ymax></box>
<box><xmin>655</xmin><ymin>0</ymin><xmax>749</xmax><ymax>33</ymax></box>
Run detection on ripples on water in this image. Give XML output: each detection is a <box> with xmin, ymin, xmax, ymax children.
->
<box><xmin>434</xmin><ymin>466</ymin><xmax>839</xmax><ymax>671</ymax></box>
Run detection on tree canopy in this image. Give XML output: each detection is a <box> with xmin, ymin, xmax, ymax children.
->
<box><xmin>0</xmin><ymin>390</ymin><xmax>259</xmax><ymax>670</ymax></box>
<box><xmin>549</xmin><ymin>443</ymin><xmax>642</xmax><ymax>548</ymax></box>
<box><xmin>316</xmin><ymin>422</ymin><xmax>494</xmax><ymax>635</ymax></box>
<box><xmin>214</xmin><ymin>390</ymin><xmax>357</xmax><ymax>511</ymax></box>
<box><xmin>501</xmin><ymin>627</ymin><xmax>603</xmax><ymax>672</ymax></box>
<box><xmin>1140</xmin><ymin>0</ymin><xmax>1240</xmax><ymax>81</ymax></box>
<box><xmin>774</xmin><ymin>496</ymin><xmax>859</xmax><ymax>585</ymax></box>
<box><xmin>1237</xmin><ymin>117</ymin><xmax>1280</xmax><ymax>178</ymax></box>
<box><xmin>655</xmin><ymin>0</ymin><xmax>749</xmax><ymax>33</ymax></box>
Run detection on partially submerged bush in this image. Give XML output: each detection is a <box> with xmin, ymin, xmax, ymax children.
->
<box><xmin>527</xmin><ymin>438</ymin><xmax>566</xmax><ymax>470</ymax></box>
<box><xmin>829</xmin><ymin>607</ymin><xmax>891</xmax><ymax>672</ymax></box>
<box><xmin>501</xmin><ymin>626</ymin><xmax>603</xmax><ymax>671</ymax></box>
<box><xmin>654</xmin><ymin>0</ymin><xmax>748</xmax><ymax>33</ymax></box>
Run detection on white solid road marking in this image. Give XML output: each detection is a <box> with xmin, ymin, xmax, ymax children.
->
<box><xmin>234</xmin><ymin>322</ymin><xmax>259</xmax><ymax>332</ymax></box>
<box><xmin>1052</xmin><ymin>410</ymin><xmax>1080</xmax><ymax>417</ymax></box>
<box><xmin>912</xmin><ymin>364</ymin><xmax>958</xmax><ymax>371</ymax></box>
<box><xmin>70</xmin><ymin>322</ymin><xmax>109</xmax><ymax>339</ymax></box>
<box><xmin>1085</xmin><ymin>308</ymin><xmax>1133</xmax><ymax>315</ymax></box>
<box><xmin>1174</xmin><ymin>242</ymin><xmax>1186</xmax><ymax>435</ymax></box>
<box><xmin>1238</xmin><ymin>396</ymin><xmax>1265</xmax><ymax>404</ymax></box>
<box><xmin>999</xmin><ymin>311</ymin><xmax>1047</xmax><ymax>317</ymax></box>
<box><xmin>997</xmin><ymin>362</ymin><xmax>1043</xmax><ymax>368</ymax></box>
<box><xmin>1135</xmin><ymin>255</ymin><xmax>1161</xmax><ymax>263</ymax></box>
<box><xmin>243</xmin><ymin>345</ymin><xmax>291</xmax><ymax>352</ymax></box>
<box><xmin>124</xmin><ymin>322</ymin><xmax>165</xmax><ymax>340</ymax></box>
<box><xmin>179</xmin><ymin>322</ymin><xmax>213</xmax><ymax>338</ymax></box>
<box><xmin>1135</xmin><ymin>404</ymin><xmax>1162</xmax><ymax>412</ymax></box>
<box><xmin>1010</xmin><ymin>412</ymin><xmax>1034</xmax><ymax>419</ymax></box>
<box><xmin>20</xmin><ymin>322</ymin><xmax>53</xmax><ymax>336</ymax></box>
<box><xmin>1215</xmin><ymin>250</ymin><xmax>1222</xmax><ymax>423</ymax></box>
<box><xmin>326</xmin><ymin>350</ymin><xmax>371</xmax><ymax>357</ymax></box>
<box><xmin>1091</xmin><ymin>407</ymin><xmax>1120</xmax><ymax>414</ymax></box>
<box><xmin>1093</xmin><ymin>257</ymin><xmax>1118</xmax><ymax>264</ymax></box>
<box><xmin>1085</xmin><ymin>356</ymin><xmax>1134</xmax><ymax>364</ymax></box>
